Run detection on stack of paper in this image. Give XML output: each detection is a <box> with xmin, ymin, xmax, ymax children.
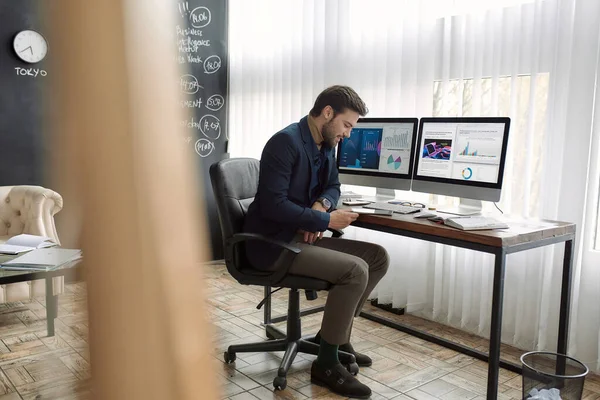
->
<box><xmin>0</xmin><ymin>234</ymin><xmax>57</xmax><ymax>255</ymax></box>
<box><xmin>1</xmin><ymin>248</ymin><xmax>82</xmax><ymax>271</ymax></box>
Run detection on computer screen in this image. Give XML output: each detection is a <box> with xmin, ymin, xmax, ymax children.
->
<box><xmin>336</xmin><ymin>118</ymin><xmax>418</xmax><ymax>191</ymax></box>
<box><xmin>412</xmin><ymin>117</ymin><xmax>511</xmax><ymax>202</ymax></box>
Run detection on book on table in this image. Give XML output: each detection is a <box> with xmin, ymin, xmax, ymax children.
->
<box><xmin>0</xmin><ymin>248</ymin><xmax>82</xmax><ymax>271</ymax></box>
<box><xmin>435</xmin><ymin>216</ymin><xmax>509</xmax><ymax>231</ymax></box>
<box><xmin>0</xmin><ymin>234</ymin><xmax>57</xmax><ymax>255</ymax></box>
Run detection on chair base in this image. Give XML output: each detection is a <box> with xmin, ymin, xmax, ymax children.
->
<box><xmin>223</xmin><ymin>289</ymin><xmax>358</xmax><ymax>391</ymax></box>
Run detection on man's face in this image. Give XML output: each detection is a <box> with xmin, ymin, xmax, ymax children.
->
<box><xmin>321</xmin><ymin>108</ymin><xmax>360</xmax><ymax>148</ymax></box>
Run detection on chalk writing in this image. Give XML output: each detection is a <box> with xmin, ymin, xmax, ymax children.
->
<box><xmin>180</xmin><ymin>74</ymin><xmax>202</xmax><ymax>94</ymax></box>
<box><xmin>14</xmin><ymin>67</ymin><xmax>47</xmax><ymax>77</ymax></box>
<box><xmin>180</xmin><ymin>98</ymin><xmax>203</xmax><ymax>108</ymax></box>
<box><xmin>206</xmin><ymin>94</ymin><xmax>225</xmax><ymax>111</ymax></box>
<box><xmin>178</xmin><ymin>37</ymin><xmax>211</xmax><ymax>53</ymax></box>
<box><xmin>190</xmin><ymin>6</ymin><xmax>211</xmax><ymax>28</ymax></box>
<box><xmin>182</xmin><ymin>54</ymin><xmax>203</xmax><ymax>64</ymax></box>
<box><xmin>195</xmin><ymin>138</ymin><xmax>215</xmax><ymax>157</ymax></box>
<box><xmin>203</xmin><ymin>55</ymin><xmax>221</xmax><ymax>74</ymax></box>
<box><xmin>176</xmin><ymin>25</ymin><xmax>204</xmax><ymax>37</ymax></box>
<box><xmin>200</xmin><ymin>115</ymin><xmax>221</xmax><ymax>140</ymax></box>
<box><xmin>178</xmin><ymin>2</ymin><xmax>190</xmax><ymax>17</ymax></box>
<box><xmin>185</xmin><ymin>136</ymin><xmax>193</xmax><ymax>143</ymax></box>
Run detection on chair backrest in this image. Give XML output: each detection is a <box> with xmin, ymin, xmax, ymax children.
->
<box><xmin>209</xmin><ymin>158</ymin><xmax>260</xmax><ymax>245</ymax></box>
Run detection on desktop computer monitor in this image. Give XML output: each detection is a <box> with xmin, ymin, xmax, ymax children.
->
<box><xmin>411</xmin><ymin>117</ymin><xmax>511</xmax><ymax>215</ymax></box>
<box><xmin>336</xmin><ymin>118</ymin><xmax>419</xmax><ymax>194</ymax></box>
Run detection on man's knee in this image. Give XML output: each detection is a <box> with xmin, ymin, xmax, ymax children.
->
<box><xmin>342</xmin><ymin>257</ymin><xmax>369</xmax><ymax>289</ymax></box>
<box><xmin>371</xmin><ymin>244</ymin><xmax>390</xmax><ymax>274</ymax></box>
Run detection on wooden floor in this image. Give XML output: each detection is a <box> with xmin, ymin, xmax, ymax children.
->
<box><xmin>0</xmin><ymin>263</ymin><xmax>598</xmax><ymax>399</ymax></box>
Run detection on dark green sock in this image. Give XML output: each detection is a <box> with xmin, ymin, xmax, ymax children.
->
<box><xmin>317</xmin><ymin>336</ymin><xmax>339</xmax><ymax>367</ymax></box>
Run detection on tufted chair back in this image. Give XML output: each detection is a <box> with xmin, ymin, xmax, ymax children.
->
<box><xmin>0</xmin><ymin>186</ymin><xmax>63</xmax><ymax>244</ymax></box>
<box><xmin>0</xmin><ymin>186</ymin><xmax>64</xmax><ymax>303</ymax></box>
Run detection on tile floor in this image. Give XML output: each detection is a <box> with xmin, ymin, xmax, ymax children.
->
<box><xmin>0</xmin><ymin>263</ymin><xmax>597</xmax><ymax>399</ymax></box>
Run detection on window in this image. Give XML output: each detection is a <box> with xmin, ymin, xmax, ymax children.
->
<box><xmin>432</xmin><ymin>74</ymin><xmax>550</xmax><ymax>216</ymax></box>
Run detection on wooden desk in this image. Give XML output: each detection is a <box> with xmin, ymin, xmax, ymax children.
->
<box><xmin>350</xmin><ymin>211</ymin><xmax>575</xmax><ymax>400</ymax></box>
<box><xmin>264</xmin><ymin>210</ymin><xmax>575</xmax><ymax>399</ymax></box>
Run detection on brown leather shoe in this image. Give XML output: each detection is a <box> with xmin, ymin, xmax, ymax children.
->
<box><xmin>340</xmin><ymin>342</ymin><xmax>373</xmax><ymax>367</ymax></box>
<box><xmin>310</xmin><ymin>361</ymin><xmax>372</xmax><ymax>399</ymax></box>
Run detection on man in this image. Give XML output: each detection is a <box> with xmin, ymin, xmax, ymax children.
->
<box><xmin>244</xmin><ymin>85</ymin><xmax>389</xmax><ymax>399</ymax></box>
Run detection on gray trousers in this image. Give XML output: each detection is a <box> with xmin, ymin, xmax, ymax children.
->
<box><xmin>274</xmin><ymin>235</ymin><xmax>390</xmax><ymax>345</ymax></box>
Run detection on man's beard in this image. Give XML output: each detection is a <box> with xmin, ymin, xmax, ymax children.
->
<box><xmin>321</xmin><ymin>120</ymin><xmax>338</xmax><ymax>149</ymax></box>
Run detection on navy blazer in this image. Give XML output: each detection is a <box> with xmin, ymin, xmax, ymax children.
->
<box><xmin>244</xmin><ymin>116</ymin><xmax>341</xmax><ymax>268</ymax></box>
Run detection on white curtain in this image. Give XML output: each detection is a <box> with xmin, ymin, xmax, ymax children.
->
<box><xmin>229</xmin><ymin>0</ymin><xmax>600</xmax><ymax>371</ymax></box>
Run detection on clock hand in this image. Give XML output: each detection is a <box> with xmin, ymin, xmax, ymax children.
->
<box><xmin>19</xmin><ymin>46</ymin><xmax>34</xmax><ymax>55</ymax></box>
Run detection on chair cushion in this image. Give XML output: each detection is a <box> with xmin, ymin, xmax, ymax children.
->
<box><xmin>237</xmin><ymin>272</ymin><xmax>331</xmax><ymax>291</ymax></box>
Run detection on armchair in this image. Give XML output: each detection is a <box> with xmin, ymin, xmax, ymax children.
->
<box><xmin>0</xmin><ymin>186</ymin><xmax>64</xmax><ymax>303</ymax></box>
<box><xmin>209</xmin><ymin>158</ymin><xmax>357</xmax><ymax>391</ymax></box>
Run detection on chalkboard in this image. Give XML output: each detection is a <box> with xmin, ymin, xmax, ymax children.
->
<box><xmin>175</xmin><ymin>0</ymin><xmax>228</xmax><ymax>259</ymax></box>
<box><xmin>0</xmin><ymin>0</ymin><xmax>48</xmax><ymax>186</ymax></box>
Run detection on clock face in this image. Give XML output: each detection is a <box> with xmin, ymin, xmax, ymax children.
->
<box><xmin>13</xmin><ymin>30</ymin><xmax>48</xmax><ymax>63</ymax></box>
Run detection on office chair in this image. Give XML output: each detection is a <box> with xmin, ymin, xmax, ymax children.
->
<box><xmin>209</xmin><ymin>158</ymin><xmax>358</xmax><ymax>391</ymax></box>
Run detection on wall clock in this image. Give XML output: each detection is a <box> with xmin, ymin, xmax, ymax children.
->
<box><xmin>13</xmin><ymin>30</ymin><xmax>48</xmax><ymax>63</ymax></box>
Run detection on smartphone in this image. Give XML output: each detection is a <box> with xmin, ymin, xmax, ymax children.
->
<box><xmin>342</xmin><ymin>199</ymin><xmax>371</xmax><ymax>206</ymax></box>
<box><xmin>350</xmin><ymin>208</ymin><xmax>393</xmax><ymax>216</ymax></box>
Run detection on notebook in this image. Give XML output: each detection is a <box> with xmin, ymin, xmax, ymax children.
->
<box><xmin>1</xmin><ymin>248</ymin><xmax>82</xmax><ymax>271</ymax></box>
<box><xmin>0</xmin><ymin>234</ymin><xmax>57</xmax><ymax>255</ymax></box>
<box><xmin>429</xmin><ymin>216</ymin><xmax>509</xmax><ymax>231</ymax></box>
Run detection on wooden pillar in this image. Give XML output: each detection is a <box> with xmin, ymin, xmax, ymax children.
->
<box><xmin>47</xmin><ymin>1</ymin><xmax>218</xmax><ymax>399</ymax></box>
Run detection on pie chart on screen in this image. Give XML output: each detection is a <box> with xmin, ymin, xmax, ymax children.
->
<box><xmin>387</xmin><ymin>154</ymin><xmax>401</xmax><ymax>170</ymax></box>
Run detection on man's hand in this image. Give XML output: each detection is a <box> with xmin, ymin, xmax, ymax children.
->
<box><xmin>303</xmin><ymin>230</ymin><xmax>323</xmax><ymax>244</ymax></box>
<box><xmin>296</xmin><ymin>201</ymin><xmax>328</xmax><ymax>244</ymax></box>
<box><xmin>328</xmin><ymin>209</ymin><xmax>359</xmax><ymax>230</ymax></box>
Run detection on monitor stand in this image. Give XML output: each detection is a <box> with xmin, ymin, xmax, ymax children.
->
<box><xmin>375</xmin><ymin>188</ymin><xmax>396</xmax><ymax>201</ymax></box>
<box><xmin>438</xmin><ymin>198</ymin><xmax>482</xmax><ymax>216</ymax></box>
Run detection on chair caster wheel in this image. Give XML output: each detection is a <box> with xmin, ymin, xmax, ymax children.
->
<box><xmin>224</xmin><ymin>351</ymin><xmax>236</xmax><ymax>364</ymax></box>
<box><xmin>346</xmin><ymin>362</ymin><xmax>359</xmax><ymax>375</ymax></box>
<box><xmin>273</xmin><ymin>376</ymin><xmax>287</xmax><ymax>390</ymax></box>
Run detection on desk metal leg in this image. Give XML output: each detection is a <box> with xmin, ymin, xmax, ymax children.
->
<box><xmin>557</xmin><ymin>239</ymin><xmax>574</xmax><ymax>374</ymax></box>
<box><xmin>45</xmin><ymin>277</ymin><xmax>58</xmax><ymax>337</ymax></box>
<box><xmin>487</xmin><ymin>250</ymin><xmax>507</xmax><ymax>400</ymax></box>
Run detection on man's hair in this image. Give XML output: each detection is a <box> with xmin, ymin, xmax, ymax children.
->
<box><xmin>309</xmin><ymin>85</ymin><xmax>368</xmax><ymax>118</ymax></box>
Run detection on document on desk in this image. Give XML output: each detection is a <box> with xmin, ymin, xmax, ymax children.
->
<box><xmin>0</xmin><ymin>234</ymin><xmax>57</xmax><ymax>255</ymax></box>
<box><xmin>1</xmin><ymin>248</ymin><xmax>82</xmax><ymax>271</ymax></box>
<box><xmin>439</xmin><ymin>216</ymin><xmax>509</xmax><ymax>231</ymax></box>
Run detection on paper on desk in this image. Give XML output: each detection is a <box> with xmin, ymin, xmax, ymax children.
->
<box><xmin>1</xmin><ymin>248</ymin><xmax>82</xmax><ymax>270</ymax></box>
<box><xmin>0</xmin><ymin>234</ymin><xmax>57</xmax><ymax>255</ymax></box>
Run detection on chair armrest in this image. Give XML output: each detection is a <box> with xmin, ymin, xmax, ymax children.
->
<box><xmin>327</xmin><ymin>228</ymin><xmax>344</xmax><ymax>238</ymax></box>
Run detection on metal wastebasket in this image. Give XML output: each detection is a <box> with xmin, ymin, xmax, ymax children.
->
<box><xmin>521</xmin><ymin>351</ymin><xmax>588</xmax><ymax>399</ymax></box>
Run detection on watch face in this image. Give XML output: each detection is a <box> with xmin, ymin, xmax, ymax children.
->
<box><xmin>13</xmin><ymin>30</ymin><xmax>48</xmax><ymax>63</ymax></box>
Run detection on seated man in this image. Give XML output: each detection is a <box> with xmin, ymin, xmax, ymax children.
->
<box><xmin>244</xmin><ymin>85</ymin><xmax>390</xmax><ymax>399</ymax></box>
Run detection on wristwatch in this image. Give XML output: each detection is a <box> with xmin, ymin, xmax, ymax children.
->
<box><xmin>317</xmin><ymin>197</ymin><xmax>332</xmax><ymax>211</ymax></box>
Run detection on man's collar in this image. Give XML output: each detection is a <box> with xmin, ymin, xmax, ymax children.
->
<box><xmin>307</xmin><ymin>115</ymin><xmax>324</xmax><ymax>148</ymax></box>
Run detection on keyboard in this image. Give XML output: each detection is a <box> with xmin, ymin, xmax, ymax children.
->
<box><xmin>340</xmin><ymin>191</ymin><xmax>363</xmax><ymax>199</ymax></box>
<box><xmin>363</xmin><ymin>202</ymin><xmax>422</xmax><ymax>214</ymax></box>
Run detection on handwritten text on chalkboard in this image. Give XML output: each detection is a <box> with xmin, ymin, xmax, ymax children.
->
<box><xmin>14</xmin><ymin>67</ymin><xmax>47</xmax><ymax>77</ymax></box>
<box><xmin>203</xmin><ymin>55</ymin><xmax>221</xmax><ymax>74</ymax></box>
<box><xmin>180</xmin><ymin>74</ymin><xmax>202</xmax><ymax>94</ymax></box>
<box><xmin>177</xmin><ymin>1</ymin><xmax>225</xmax><ymax>157</ymax></box>
<box><xmin>206</xmin><ymin>94</ymin><xmax>224</xmax><ymax>111</ymax></box>
<box><xmin>195</xmin><ymin>138</ymin><xmax>215</xmax><ymax>157</ymax></box>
